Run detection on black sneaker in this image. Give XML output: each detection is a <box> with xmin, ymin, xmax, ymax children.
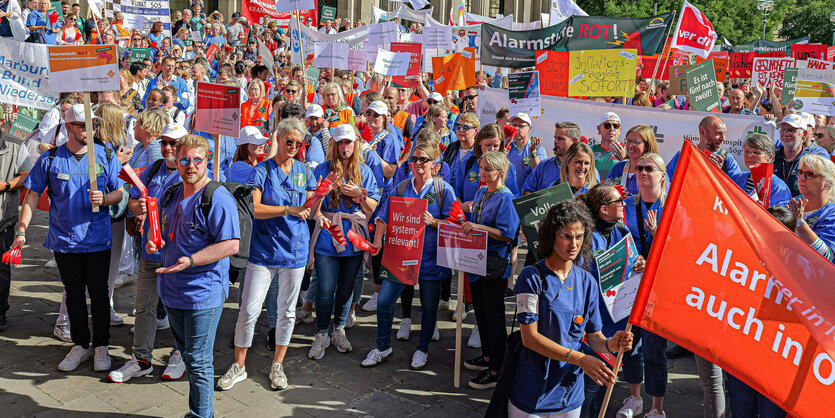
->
<box><xmin>0</xmin><ymin>314</ymin><xmax>7</xmax><ymax>332</ymax></box>
<box><xmin>464</xmin><ymin>356</ymin><xmax>489</xmax><ymax>371</ymax></box>
<box><xmin>266</xmin><ymin>327</ymin><xmax>276</xmax><ymax>351</ymax></box>
<box><xmin>468</xmin><ymin>369</ymin><xmax>498</xmax><ymax>389</ymax></box>
<box><xmin>666</xmin><ymin>344</ymin><xmax>692</xmax><ymax>359</ymax></box>
<box><xmin>504</xmin><ymin>288</ymin><xmax>515</xmax><ymax>299</ymax></box>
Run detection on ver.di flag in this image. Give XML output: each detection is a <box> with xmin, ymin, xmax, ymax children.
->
<box><xmin>670</xmin><ymin>1</ymin><xmax>717</xmax><ymax>59</ymax></box>
<box><xmin>629</xmin><ymin>141</ymin><xmax>835</xmax><ymax>417</ymax></box>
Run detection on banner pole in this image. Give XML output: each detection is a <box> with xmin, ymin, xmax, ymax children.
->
<box><xmin>213</xmin><ymin>134</ymin><xmax>220</xmax><ymax>181</ymax></box>
<box><xmin>84</xmin><ymin>92</ymin><xmax>99</xmax><ymax>213</ymax></box>
<box><xmin>453</xmin><ymin>269</ymin><xmax>465</xmax><ymax>388</ymax></box>
<box><xmin>598</xmin><ymin>323</ymin><xmax>632</xmax><ymax>418</ymax></box>
<box><xmin>649</xmin><ymin>10</ymin><xmax>677</xmax><ymax>95</ymax></box>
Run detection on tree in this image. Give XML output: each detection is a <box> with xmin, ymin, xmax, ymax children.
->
<box><xmin>780</xmin><ymin>0</ymin><xmax>835</xmax><ymax>45</ymax></box>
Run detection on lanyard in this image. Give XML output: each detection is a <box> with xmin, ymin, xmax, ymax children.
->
<box><xmin>474</xmin><ymin>187</ymin><xmax>503</xmax><ymax>224</ymax></box>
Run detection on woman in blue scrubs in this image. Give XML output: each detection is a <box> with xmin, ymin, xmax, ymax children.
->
<box><xmin>363</xmin><ymin>141</ymin><xmax>456</xmax><ymax>369</ymax></box>
<box><xmin>558</xmin><ymin>142</ymin><xmax>597</xmax><ymax>197</ymax></box>
<box><xmin>607</xmin><ymin>125</ymin><xmax>658</xmax><ymax>199</ymax></box>
<box><xmin>790</xmin><ymin>154</ymin><xmax>835</xmax><ymax>262</ymax></box>
<box><xmin>455</xmin><ymin>124</ymin><xmax>520</xmax><ymax>209</ymax></box>
<box><xmin>308</xmin><ymin>124</ymin><xmax>379</xmax><ymax>360</ymax></box>
<box><xmin>512</xmin><ymin>200</ymin><xmax>633</xmax><ymax>417</ymax></box>
<box><xmin>729</xmin><ymin>133</ymin><xmax>792</xmax><ymax>208</ymax></box>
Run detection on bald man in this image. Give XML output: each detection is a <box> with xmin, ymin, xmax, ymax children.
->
<box><xmin>667</xmin><ymin>115</ymin><xmax>741</xmax><ymax>179</ymax></box>
<box><xmin>722</xmin><ymin>89</ymin><xmax>756</xmax><ymax>116</ymax></box>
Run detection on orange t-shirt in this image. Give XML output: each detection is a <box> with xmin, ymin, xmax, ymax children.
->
<box><xmin>240</xmin><ymin>98</ymin><xmax>272</xmax><ymax>128</ymax></box>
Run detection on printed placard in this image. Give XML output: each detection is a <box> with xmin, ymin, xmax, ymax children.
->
<box><xmin>512</xmin><ymin>183</ymin><xmax>574</xmax><ymax>260</ymax></box>
<box><xmin>193</xmin><ymin>82</ymin><xmax>241</xmax><ymax>137</ymax></box>
<box><xmin>48</xmin><ymin>45</ymin><xmax>120</xmax><ymax>92</ymax></box>
<box><xmin>595</xmin><ymin>234</ymin><xmax>642</xmax><ymax>322</ymax></box>
<box><xmin>379</xmin><ymin>197</ymin><xmax>427</xmax><ymax>286</ymax></box>
<box><xmin>437</xmin><ymin>223</ymin><xmax>487</xmax><ymax>276</ymax></box>
<box><xmin>792</xmin><ymin>68</ymin><xmax>835</xmax><ymax>116</ymax></box>
<box><xmin>508</xmin><ymin>71</ymin><xmax>541</xmax><ymax>117</ymax></box>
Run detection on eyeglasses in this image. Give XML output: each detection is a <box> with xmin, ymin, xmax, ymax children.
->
<box><xmin>626</xmin><ymin>140</ymin><xmax>644</xmax><ymax>146</ymax></box>
<box><xmin>178</xmin><ymin>157</ymin><xmax>205</xmax><ymax>166</ymax></box>
<box><xmin>409</xmin><ymin>156</ymin><xmax>432</xmax><ymax>164</ymax></box>
<box><xmin>796</xmin><ymin>169</ymin><xmax>820</xmax><ymax>180</ymax></box>
<box><xmin>159</xmin><ymin>140</ymin><xmax>178</xmax><ymax>147</ymax></box>
<box><xmin>463</xmin><ymin>94</ymin><xmax>478</xmax><ymax>101</ymax></box>
<box><xmin>605</xmin><ymin>198</ymin><xmax>625</xmax><ymax>206</ymax></box>
<box><xmin>635</xmin><ymin>165</ymin><xmax>658</xmax><ymax>173</ymax></box>
<box><xmin>285</xmin><ymin>139</ymin><xmax>304</xmax><ymax>149</ymax></box>
<box><xmin>602</xmin><ymin>122</ymin><xmax>620</xmax><ymax>130</ymax></box>
<box><xmin>455</xmin><ymin>124</ymin><xmax>476</xmax><ymax>132</ymax></box>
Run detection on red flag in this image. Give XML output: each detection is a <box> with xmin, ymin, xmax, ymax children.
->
<box><xmin>749</xmin><ymin>163</ymin><xmax>773</xmax><ymax>208</ymax></box>
<box><xmin>630</xmin><ymin>142</ymin><xmax>835</xmax><ymax>417</ymax></box>
<box><xmin>670</xmin><ymin>1</ymin><xmax>717</xmax><ymax>58</ymax></box>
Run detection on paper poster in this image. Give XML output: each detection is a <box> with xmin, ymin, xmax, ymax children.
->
<box><xmin>568</xmin><ymin>49</ymin><xmax>637</xmax><ymax>97</ymax></box>
<box><xmin>475</xmin><ymin>86</ymin><xmax>508</xmax><ymax>127</ymax></box>
<box><xmin>791</xmin><ymin>43</ymin><xmax>828</xmax><ymax>61</ymax></box>
<box><xmin>390</xmin><ymin>42</ymin><xmax>422</xmax><ymax>89</ymax></box>
<box><xmin>535</xmin><ymin>50</ymin><xmax>569</xmax><ymax>97</ymax></box>
<box><xmin>129</xmin><ymin>47</ymin><xmax>152</xmax><ymax>63</ymax></box>
<box><xmin>802</xmin><ymin>58</ymin><xmax>834</xmax><ymax>70</ymax></box>
<box><xmin>374</xmin><ymin>49</ymin><xmax>411</xmax><ymax>76</ymax></box>
<box><xmin>686</xmin><ymin>60</ymin><xmax>721</xmax><ymax>112</ymax></box>
<box><xmin>781</xmin><ymin>68</ymin><xmax>798</xmax><ymax>107</ymax></box>
<box><xmin>595</xmin><ymin>234</ymin><xmax>642</xmax><ymax>322</ymax></box>
<box><xmin>512</xmin><ymin>183</ymin><xmax>574</xmax><ymax>261</ymax></box>
<box><xmin>193</xmin><ymin>82</ymin><xmax>241</xmax><ymax>138</ymax></box>
<box><xmin>436</xmin><ymin>223</ymin><xmax>487</xmax><ymax>276</ymax></box>
<box><xmin>48</xmin><ymin>45</ymin><xmax>119</xmax><ymax>92</ymax></box>
<box><xmin>751</xmin><ymin>57</ymin><xmax>796</xmax><ymax>89</ymax></box>
<box><xmin>347</xmin><ymin>49</ymin><xmax>367</xmax><ymax>72</ymax></box>
<box><xmin>728</xmin><ymin>52</ymin><xmax>754</xmax><ymax>78</ymax></box>
<box><xmin>792</xmin><ymin>68</ymin><xmax>835</xmax><ymax>116</ymax></box>
<box><xmin>313</xmin><ymin>42</ymin><xmax>349</xmax><ymax>70</ymax></box>
<box><xmin>9</xmin><ymin>113</ymin><xmax>39</xmax><ymax>141</ymax></box>
<box><xmin>379</xmin><ymin>197</ymin><xmax>427</xmax><ymax>286</ymax></box>
<box><xmin>422</xmin><ymin>25</ymin><xmax>453</xmax><ymax>50</ymax></box>
<box><xmin>669</xmin><ymin>65</ymin><xmax>689</xmax><ymax>95</ymax></box>
<box><xmin>508</xmin><ymin>71</ymin><xmax>541</xmax><ymax>117</ymax></box>
<box><xmin>367</xmin><ymin>21</ymin><xmax>399</xmax><ymax>47</ymax></box>
<box><xmin>257</xmin><ymin>39</ymin><xmax>275</xmax><ymax>69</ymax></box>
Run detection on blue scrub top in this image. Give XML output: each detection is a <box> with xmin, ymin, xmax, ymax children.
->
<box><xmin>374</xmin><ymin>177</ymin><xmax>456</xmax><ymax>280</ymax></box>
<box><xmin>806</xmin><ymin>202</ymin><xmax>835</xmax><ymax>262</ymax></box>
<box><xmin>667</xmin><ymin>149</ymin><xmax>741</xmax><ymax>180</ymax></box>
<box><xmin>465</xmin><ymin>186</ymin><xmax>519</xmax><ymax>281</ymax></box>
<box><xmin>372</xmin><ymin>131</ymin><xmax>402</xmax><ymax>192</ymax></box>
<box><xmin>157</xmin><ymin>183</ymin><xmax>241</xmax><ymax>309</ymax></box>
<box><xmin>247</xmin><ymin>159</ymin><xmax>316</xmax><ymax>268</ymax></box>
<box><xmin>312</xmin><ymin>161</ymin><xmax>380</xmax><ymax>257</ymax></box>
<box><xmin>306</xmin><ymin>135</ymin><xmax>326</xmax><ymax>166</ymax></box>
<box><xmin>129</xmin><ymin>160</ymin><xmax>181</xmax><ymax>262</ymax></box>
<box><xmin>131</xmin><ymin>139</ymin><xmax>163</xmax><ymax>170</ymax></box>
<box><xmin>523</xmin><ymin>156</ymin><xmax>561</xmax><ymax>194</ymax></box>
<box><xmin>454</xmin><ymin>154</ymin><xmax>520</xmax><ymax>202</ymax></box>
<box><xmin>512</xmin><ymin>261</ymin><xmax>603</xmax><ymax>414</ymax></box>
<box><xmin>774</xmin><ymin>147</ymin><xmax>810</xmax><ymax>198</ymax></box>
<box><xmin>26</xmin><ymin>11</ymin><xmax>58</xmax><ymax>44</ymax></box>
<box><xmin>607</xmin><ymin>161</ymin><xmax>638</xmax><ymax>198</ymax></box>
<box><xmin>392</xmin><ymin>158</ymin><xmax>452</xmax><ymax>186</ymax></box>
<box><xmin>447</xmin><ymin>147</ymin><xmax>474</xmax><ymax>188</ymax></box>
<box><xmin>24</xmin><ymin>144</ymin><xmax>124</xmax><ymax>253</ymax></box>
<box><xmin>508</xmin><ymin>141</ymin><xmax>547</xmax><ymax>193</ymax></box>
<box><xmin>225</xmin><ymin>160</ymin><xmax>255</xmax><ymax>184</ymax></box>
<box><xmin>624</xmin><ymin>196</ymin><xmax>665</xmax><ymax>256</ymax></box>
<box><xmin>729</xmin><ymin>171</ymin><xmax>792</xmax><ymax>207</ymax></box>
<box><xmin>362</xmin><ymin>147</ymin><xmax>385</xmax><ymax>195</ymax></box>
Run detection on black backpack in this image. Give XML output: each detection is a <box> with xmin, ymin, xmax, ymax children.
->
<box><xmin>162</xmin><ymin>180</ymin><xmax>255</xmax><ymax>269</ymax></box>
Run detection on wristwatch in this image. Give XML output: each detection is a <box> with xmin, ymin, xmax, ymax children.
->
<box><xmin>187</xmin><ymin>256</ymin><xmax>195</xmax><ymax>267</ymax></box>
<box><xmin>2</xmin><ymin>181</ymin><xmax>9</xmax><ymax>192</ymax></box>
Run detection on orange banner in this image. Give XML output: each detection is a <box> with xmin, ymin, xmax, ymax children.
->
<box><xmin>431</xmin><ymin>47</ymin><xmax>476</xmax><ymax>95</ymax></box>
<box><xmin>535</xmin><ymin>50</ymin><xmax>569</xmax><ymax>97</ymax></box>
<box><xmin>630</xmin><ymin>142</ymin><xmax>835</xmax><ymax>417</ymax></box>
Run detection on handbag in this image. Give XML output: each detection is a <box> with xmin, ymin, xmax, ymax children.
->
<box><xmin>25</xmin><ymin>32</ymin><xmax>44</xmax><ymax>44</ymax></box>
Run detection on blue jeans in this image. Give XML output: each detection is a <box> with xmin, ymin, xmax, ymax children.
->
<box><xmin>376</xmin><ymin>279</ymin><xmax>441</xmax><ymax>353</ymax></box>
<box><xmin>314</xmin><ymin>254</ymin><xmax>363</xmax><ymax>333</ymax></box>
<box><xmin>237</xmin><ymin>269</ymin><xmax>279</xmax><ymax>328</ymax></box>
<box><xmin>726</xmin><ymin>372</ymin><xmax>786</xmax><ymax>418</ymax></box>
<box><xmin>582</xmin><ymin>328</ymin><xmax>645</xmax><ymax>416</ymax></box>
<box><xmin>165</xmin><ymin>305</ymin><xmax>222</xmax><ymax>418</ymax></box>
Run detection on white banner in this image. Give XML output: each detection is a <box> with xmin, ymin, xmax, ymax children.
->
<box><xmin>367</xmin><ymin>21</ymin><xmax>399</xmax><ymax>47</ymax></box>
<box><xmin>391</xmin><ymin>4</ymin><xmax>434</xmax><ymax>23</ymax></box>
<box><xmin>274</xmin><ymin>0</ymin><xmax>315</xmax><ymax>12</ymax></box>
<box><xmin>314</xmin><ymin>42</ymin><xmax>349</xmax><ymax>70</ymax></box>
<box><xmin>347</xmin><ymin>49</ymin><xmax>367</xmax><ymax>72</ymax></box>
<box><xmin>550</xmin><ymin>0</ymin><xmax>588</xmax><ymax>25</ymax></box>
<box><xmin>534</xmin><ymin>96</ymin><xmax>775</xmax><ymax>167</ymax></box>
<box><xmin>475</xmin><ymin>87</ymin><xmax>507</xmax><ymax>127</ymax></box>
<box><xmin>422</xmin><ymin>25</ymin><xmax>453</xmax><ymax>50</ymax></box>
<box><xmin>374</xmin><ymin>49</ymin><xmax>411</xmax><ymax>76</ymax></box>
<box><xmin>371</xmin><ymin>5</ymin><xmax>388</xmax><ymax>23</ymax></box>
<box><xmin>290</xmin><ymin>19</ymin><xmax>369</xmax><ymax>66</ymax></box>
<box><xmin>106</xmin><ymin>0</ymin><xmax>172</xmax><ymax>35</ymax></box>
<box><xmin>424</xmin><ymin>16</ymin><xmax>510</xmax><ymax>71</ymax></box>
<box><xmin>0</xmin><ymin>38</ymin><xmax>56</xmax><ymax>110</ymax></box>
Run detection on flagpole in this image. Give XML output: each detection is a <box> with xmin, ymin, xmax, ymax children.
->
<box><xmin>649</xmin><ymin>10</ymin><xmax>677</xmax><ymax>96</ymax></box>
<box><xmin>598</xmin><ymin>324</ymin><xmax>632</xmax><ymax>418</ymax></box>
<box><xmin>83</xmin><ymin>92</ymin><xmax>99</xmax><ymax>213</ymax></box>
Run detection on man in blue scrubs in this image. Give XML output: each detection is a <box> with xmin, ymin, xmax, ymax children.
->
<box><xmin>146</xmin><ymin>134</ymin><xmax>240</xmax><ymax>417</ymax></box>
<box><xmin>522</xmin><ymin>121</ymin><xmax>582</xmax><ymax>194</ymax></box>
<box><xmin>15</xmin><ymin>104</ymin><xmax>124</xmax><ymax>372</ymax></box>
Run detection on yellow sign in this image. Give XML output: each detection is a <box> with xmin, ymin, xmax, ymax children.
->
<box><xmin>568</xmin><ymin>49</ymin><xmax>637</xmax><ymax>97</ymax></box>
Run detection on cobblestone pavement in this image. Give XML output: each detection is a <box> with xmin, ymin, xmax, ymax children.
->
<box><xmin>1</xmin><ymin>211</ymin><xmax>711</xmax><ymax>417</ymax></box>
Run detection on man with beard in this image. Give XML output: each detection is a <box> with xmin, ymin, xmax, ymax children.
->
<box><xmin>522</xmin><ymin>121</ymin><xmax>582</xmax><ymax>194</ymax></box>
<box><xmin>666</xmin><ymin>115</ymin><xmax>741</xmax><ymax>179</ymax></box>
<box><xmin>774</xmin><ymin>114</ymin><xmax>815</xmax><ymax>197</ymax></box>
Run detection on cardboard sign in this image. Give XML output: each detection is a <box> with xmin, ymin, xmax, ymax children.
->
<box><xmin>436</xmin><ymin>223</ymin><xmax>487</xmax><ymax>276</ymax></box>
<box><xmin>129</xmin><ymin>48</ymin><xmax>152</xmax><ymax>63</ymax></box>
<box><xmin>686</xmin><ymin>60</ymin><xmax>720</xmax><ymax>112</ymax></box>
<box><xmin>390</xmin><ymin>42</ymin><xmax>422</xmax><ymax>89</ymax></box>
<box><xmin>193</xmin><ymin>82</ymin><xmax>241</xmax><ymax>137</ymax></box>
<box><xmin>313</xmin><ymin>42</ymin><xmax>349</xmax><ymax>70</ymax></box>
<box><xmin>669</xmin><ymin>65</ymin><xmax>690</xmax><ymax>95</ymax></box>
<box><xmin>792</xmin><ymin>68</ymin><xmax>835</xmax><ymax>116</ymax></box>
<box><xmin>512</xmin><ymin>183</ymin><xmax>574</xmax><ymax>260</ymax></box>
<box><xmin>751</xmin><ymin>57</ymin><xmax>796</xmax><ymax>89</ymax></box>
<box><xmin>508</xmin><ymin>71</ymin><xmax>542</xmax><ymax>117</ymax></box>
<box><xmin>9</xmin><ymin>113</ymin><xmax>39</xmax><ymax>141</ymax></box>
<box><xmin>535</xmin><ymin>50</ymin><xmax>569</xmax><ymax>97</ymax></box>
<box><xmin>373</xmin><ymin>49</ymin><xmax>410</xmax><ymax>76</ymax></box>
<box><xmin>568</xmin><ymin>49</ymin><xmax>637</xmax><ymax>97</ymax></box>
<box><xmin>791</xmin><ymin>43</ymin><xmax>828</xmax><ymax>61</ymax></box>
<box><xmin>802</xmin><ymin>58</ymin><xmax>834</xmax><ymax>70</ymax></box>
<box><xmin>596</xmin><ymin>234</ymin><xmax>642</xmax><ymax>322</ymax></box>
<box><xmin>320</xmin><ymin>5</ymin><xmax>336</xmax><ymax>23</ymax></box>
<box><xmin>379</xmin><ymin>197</ymin><xmax>427</xmax><ymax>286</ymax></box>
<box><xmin>47</xmin><ymin>45</ymin><xmax>119</xmax><ymax>92</ymax></box>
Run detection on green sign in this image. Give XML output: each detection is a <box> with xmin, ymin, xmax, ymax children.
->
<box><xmin>686</xmin><ymin>59</ymin><xmax>721</xmax><ymax>113</ymax></box>
<box><xmin>512</xmin><ymin>183</ymin><xmax>574</xmax><ymax>261</ymax></box>
<box><xmin>306</xmin><ymin>65</ymin><xmax>320</xmax><ymax>83</ymax></box>
<box><xmin>321</xmin><ymin>5</ymin><xmax>337</xmax><ymax>23</ymax></box>
<box><xmin>781</xmin><ymin>68</ymin><xmax>799</xmax><ymax>107</ymax></box>
<box><xmin>129</xmin><ymin>48</ymin><xmax>153</xmax><ymax>63</ymax></box>
<box><xmin>10</xmin><ymin>114</ymin><xmax>40</xmax><ymax>141</ymax></box>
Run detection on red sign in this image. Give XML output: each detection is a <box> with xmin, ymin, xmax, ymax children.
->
<box><xmin>728</xmin><ymin>52</ymin><xmax>785</xmax><ymax>78</ymax></box>
<box><xmin>693</xmin><ymin>52</ymin><xmax>730</xmax><ymax>82</ymax></box>
<box><xmin>194</xmin><ymin>82</ymin><xmax>241</xmax><ymax>137</ymax></box>
<box><xmin>380</xmin><ymin>197</ymin><xmax>427</xmax><ymax>286</ymax></box>
<box><xmin>631</xmin><ymin>142</ymin><xmax>835</xmax><ymax>418</ymax></box>
<box><xmin>241</xmin><ymin>0</ymin><xmax>317</xmax><ymax>28</ymax></box>
<box><xmin>640</xmin><ymin>54</ymin><xmax>672</xmax><ymax>80</ymax></box>
<box><xmin>751</xmin><ymin>57</ymin><xmax>795</xmax><ymax>88</ymax></box>
<box><xmin>828</xmin><ymin>46</ymin><xmax>835</xmax><ymax>62</ymax></box>
<box><xmin>535</xmin><ymin>50</ymin><xmax>569</xmax><ymax>97</ymax></box>
<box><xmin>791</xmin><ymin>43</ymin><xmax>829</xmax><ymax>61</ymax></box>
<box><xmin>390</xmin><ymin>42</ymin><xmax>423</xmax><ymax>89</ymax></box>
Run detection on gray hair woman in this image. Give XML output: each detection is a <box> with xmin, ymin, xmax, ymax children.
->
<box><xmin>731</xmin><ymin>133</ymin><xmax>792</xmax><ymax>207</ymax></box>
<box><xmin>789</xmin><ymin>154</ymin><xmax>835</xmax><ymax>262</ymax></box>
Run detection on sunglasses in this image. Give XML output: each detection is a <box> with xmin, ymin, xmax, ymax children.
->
<box><xmin>409</xmin><ymin>156</ymin><xmax>432</xmax><ymax>164</ymax></box>
<box><xmin>364</xmin><ymin>111</ymin><xmax>382</xmax><ymax>118</ymax></box>
<box><xmin>285</xmin><ymin>89</ymin><xmax>298</xmax><ymax>94</ymax></box>
<box><xmin>455</xmin><ymin>124</ymin><xmax>476</xmax><ymax>132</ymax></box>
<box><xmin>160</xmin><ymin>140</ymin><xmax>178</xmax><ymax>147</ymax></box>
<box><xmin>605</xmin><ymin>198</ymin><xmax>625</xmax><ymax>206</ymax></box>
<box><xmin>602</xmin><ymin>122</ymin><xmax>620</xmax><ymax>129</ymax></box>
<box><xmin>285</xmin><ymin>139</ymin><xmax>304</xmax><ymax>149</ymax></box>
<box><xmin>635</xmin><ymin>165</ymin><xmax>658</xmax><ymax>173</ymax></box>
<box><xmin>463</xmin><ymin>94</ymin><xmax>478</xmax><ymax>101</ymax></box>
<box><xmin>796</xmin><ymin>169</ymin><xmax>820</xmax><ymax>180</ymax></box>
<box><xmin>178</xmin><ymin>157</ymin><xmax>205</xmax><ymax>166</ymax></box>
<box><xmin>426</xmin><ymin>99</ymin><xmax>438</xmax><ymax>105</ymax></box>
<box><xmin>814</xmin><ymin>133</ymin><xmax>826</xmax><ymax>139</ymax></box>
<box><xmin>69</xmin><ymin>122</ymin><xmax>85</xmax><ymax>128</ymax></box>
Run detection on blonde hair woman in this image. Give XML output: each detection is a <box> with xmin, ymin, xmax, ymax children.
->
<box><xmin>607</xmin><ymin>124</ymin><xmax>658</xmax><ymax>198</ymax></box>
<box><xmin>559</xmin><ymin>142</ymin><xmax>597</xmax><ymax>196</ymax></box>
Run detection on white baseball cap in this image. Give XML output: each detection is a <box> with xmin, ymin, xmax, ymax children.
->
<box><xmin>238</xmin><ymin>126</ymin><xmax>268</xmax><ymax>146</ymax></box>
<box><xmin>160</xmin><ymin>123</ymin><xmax>187</xmax><ymax>140</ymax></box>
<box><xmin>427</xmin><ymin>92</ymin><xmax>444</xmax><ymax>102</ymax></box>
<box><xmin>598</xmin><ymin>112</ymin><xmax>621</xmax><ymax>126</ymax></box>
<box><xmin>305</xmin><ymin>104</ymin><xmax>324</xmax><ymax>119</ymax></box>
<box><xmin>778</xmin><ymin>114</ymin><xmax>805</xmax><ymax>130</ymax></box>
<box><xmin>799</xmin><ymin>112</ymin><xmax>815</xmax><ymax>128</ymax></box>
<box><xmin>509</xmin><ymin>113</ymin><xmax>532</xmax><ymax>126</ymax></box>
<box><xmin>332</xmin><ymin>124</ymin><xmax>357</xmax><ymax>142</ymax></box>
<box><xmin>64</xmin><ymin>104</ymin><xmax>101</xmax><ymax>124</ymax></box>
<box><xmin>366</xmin><ymin>101</ymin><xmax>388</xmax><ymax>117</ymax></box>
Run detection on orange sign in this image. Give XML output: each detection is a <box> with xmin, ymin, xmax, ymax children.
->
<box><xmin>47</xmin><ymin>45</ymin><xmax>119</xmax><ymax>92</ymax></box>
<box><xmin>535</xmin><ymin>50</ymin><xmax>569</xmax><ymax>97</ymax></box>
<box><xmin>631</xmin><ymin>142</ymin><xmax>835</xmax><ymax>418</ymax></box>
<box><xmin>431</xmin><ymin>47</ymin><xmax>476</xmax><ymax>95</ymax></box>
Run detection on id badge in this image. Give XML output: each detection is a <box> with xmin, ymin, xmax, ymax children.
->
<box><xmin>57</xmin><ymin>173</ymin><xmax>70</xmax><ymax>180</ymax></box>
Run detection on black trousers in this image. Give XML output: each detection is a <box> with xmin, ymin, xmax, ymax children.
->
<box><xmin>0</xmin><ymin>225</ymin><xmax>13</xmax><ymax>316</ymax></box>
<box><xmin>54</xmin><ymin>249</ymin><xmax>111</xmax><ymax>348</ymax></box>
<box><xmin>470</xmin><ymin>276</ymin><xmax>508</xmax><ymax>373</ymax></box>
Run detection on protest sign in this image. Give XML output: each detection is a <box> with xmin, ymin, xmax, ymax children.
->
<box><xmin>508</xmin><ymin>71</ymin><xmax>542</xmax><ymax>117</ymax></box>
<box><xmin>257</xmin><ymin>39</ymin><xmax>275</xmax><ymax>69</ymax></box>
<box><xmin>475</xmin><ymin>86</ymin><xmax>507</xmax><ymax>128</ymax></box>
<box><xmin>289</xmin><ymin>14</ymin><xmax>366</xmax><ymax>65</ymax></box>
<box><xmin>686</xmin><ymin>60</ymin><xmax>720</xmax><ymax>112</ymax></box>
<box><xmin>193</xmin><ymin>82</ymin><xmax>241</xmax><ymax>138</ymax></box>
<box><xmin>347</xmin><ymin>49</ymin><xmax>367</xmax><ymax>72</ymax></box>
<box><xmin>129</xmin><ymin>47</ymin><xmax>152</xmax><ymax>63</ymax></box>
<box><xmin>374</xmin><ymin>49</ymin><xmax>410</xmax><ymax>76</ymax></box>
<box><xmin>436</xmin><ymin>223</ymin><xmax>487</xmax><ymax>276</ymax></box>
<box><xmin>190</xmin><ymin>30</ymin><xmax>202</xmax><ymax>43</ymax></box>
<box><xmin>780</xmin><ymin>68</ymin><xmax>798</xmax><ymax>107</ymax></box>
<box><xmin>640</xmin><ymin>54</ymin><xmax>672</xmax><ymax>80</ymax></box>
<box><xmin>801</xmin><ymin>58</ymin><xmax>834</xmax><ymax>70</ymax></box>
<box><xmin>242</xmin><ymin>0</ymin><xmax>316</xmax><ymax>31</ymax></box>
<box><xmin>567</xmin><ymin>49</ymin><xmax>636</xmax><ymax>97</ymax></box>
<box><xmin>275</xmin><ymin>0</ymin><xmax>315</xmax><ymax>12</ymax></box>
<box><xmin>512</xmin><ymin>183</ymin><xmax>574</xmax><ymax>260</ymax></box>
<box><xmin>423</xmin><ymin>25</ymin><xmax>453</xmax><ymax>50</ymax></box>
<box><xmin>535</xmin><ymin>50</ymin><xmax>569</xmax><ymax>97</ymax></box>
<box><xmin>669</xmin><ymin>65</ymin><xmax>689</xmax><ymax>95</ymax></box>
<box><xmin>751</xmin><ymin>57</ymin><xmax>796</xmax><ymax>89</ymax></box>
<box><xmin>313</xmin><ymin>42</ymin><xmax>348</xmax><ymax>70</ymax></box>
<box><xmin>379</xmin><ymin>197</ymin><xmax>427</xmax><ymax>286</ymax></box>
<box><xmin>0</xmin><ymin>37</ymin><xmax>56</xmax><ymax>110</ymax></box>
<box><xmin>792</xmin><ymin>68</ymin><xmax>835</xmax><ymax>116</ymax></box>
<box><xmin>398</xmin><ymin>32</ymin><xmax>422</xmax><ymax>43</ymax></box>
<box><xmin>722</xmin><ymin>36</ymin><xmax>807</xmax><ymax>53</ymax></box>
<box><xmin>390</xmin><ymin>42</ymin><xmax>422</xmax><ymax>89</ymax></box>
<box><xmin>9</xmin><ymin>113</ymin><xmax>39</xmax><ymax>141</ymax></box>
<box><xmin>367</xmin><ymin>21</ymin><xmax>399</xmax><ymax>47</ymax></box>
<box><xmin>728</xmin><ymin>52</ymin><xmax>753</xmax><ymax>78</ymax></box>
<box><xmin>48</xmin><ymin>45</ymin><xmax>119</xmax><ymax>92</ymax></box>
<box><xmin>320</xmin><ymin>5</ymin><xmax>336</xmax><ymax>23</ymax></box>
<box><xmin>105</xmin><ymin>0</ymin><xmax>171</xmax><ymax>34</ymax></box>
<box><xmin>371</xmin><ymin>5</ymin><xmax>387</xmax><ymax>23</ymax></box>
<box><xmin>431</xmin><ymin>48</ymin><xmax>476</xmax><ymax>95</ymax></box>
<box><xmin>596</xmin><ymin>234</ymin><xmax>642</xmax><ymax>322</ymax></box>
<box><xmin>791</xmin><ymin>43</ymin><xmax>828</xmax><ymax>61</ymax></box>
<box><xmin>391</xmin><ymin>4</ymin><xmax>434</xmax><ymax>23</ymax></box>
<box><xmin>630</xmin><ymin>141</ymin><xmax>835</xmax><ymax>418</ymax></box>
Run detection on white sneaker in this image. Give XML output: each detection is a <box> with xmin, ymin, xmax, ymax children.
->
<box><xmin>432</xmin><ymin>325</ymin><xmax>440</xmax><ymax>341</ymax></box>
<box><xmin>269</xmin><ymin>361</ymin><xmax>288</xmax><ymax>390</ymax></box>
<box><xmin>53</xmin><ymin>325</ymin><xmax>72</xmax><ymax>342</ymax></box>
<box><xmin>93</xmin><ymin>346</ymin><xmax>111</xmax><ymax>371</ymax></box>
<box><xmin>438</xmin><ymin>299</ymin><xmax>450</xmax><ymax>311</ymax></box>
<box><xmin>331</xmin><ymin>329</ymin><xmax>352</xmax><ymax>353</ymax></box>
<box><xmin>58</xmin><ymin>345</ymin><xmax>91</xmax><ymax>371</ymax></box>
<box><xmin>396</xmin><ymin>318</ymin><xmax>412</xmax><ymax>340</ymax></box>
<box><xmin>110</xmin><ymin>310</ymin><xmax>124</xmax><ymax>326</ymax></box>
<box><xmin>217</xmin><ymin>363</ymin><xmax>247</xmax><ymax>391</ymax></box>
<box><xmin>468</xmin><ymin>325</ymin><xmax>481</xmax><ymax>349</ymax></box>
<box><xmin>108</xmin><ymin>354</ymin><xmax>152</xmax><ymax>382</ymax></box>
<box><xmin>360</xmin><ymin>347</ymin><xmax>392</xmax><ymax>367</ymax></box>
<box><xmin>130</xmin><ymin>326</ymin><xmax>134</xmax><ymax>334</ymax></box>
<box><xmin>361</xmin><ymin>292</ymin><xmax>378</xmax><ymax>311</ymax></box>
<box><xmin>157</xmin><ymin>316</ymin><xmax>170</xmax><ymax>330</ymax></box>
<box><xmin>616</xmin><ymin>396</ymin><xmax>644</xmax><ymax>418</ymax></box>
<box><xmin>162</xmin><ymin>351</ymin><xmax>185</xmax><ymax>380</ymax></box>
<box><xmin>295</xmin><ymin>308</ymin><xmax>314</xmax><ymax>324</ymax></box>
<box><xmin>645</xmin><ymin>409</ymin><xmax>666</xmax><ymax>418</ymax></box>
<box><xmin>452</xmin><ymin>306</ymin><xmax>470</xmax><ymax>321</ymax></box>
<box><xmin>45</xmin><ymin>258</ymin><xmax>57</xmax><ymax>268</ymax></box>
<box><xmin>308</xmin><ymin>332</ymin><xmax>330</xmax><ymax>360</ymax></box>
<box><xmin>410</xmin><ymin>350</ymin><xmax>428</xmax><ymax>370</ymax></box>
<box><xmin>345</xmin><ymin>310</ymin><xmax>356</xmax><ymax>328</ymax></box>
